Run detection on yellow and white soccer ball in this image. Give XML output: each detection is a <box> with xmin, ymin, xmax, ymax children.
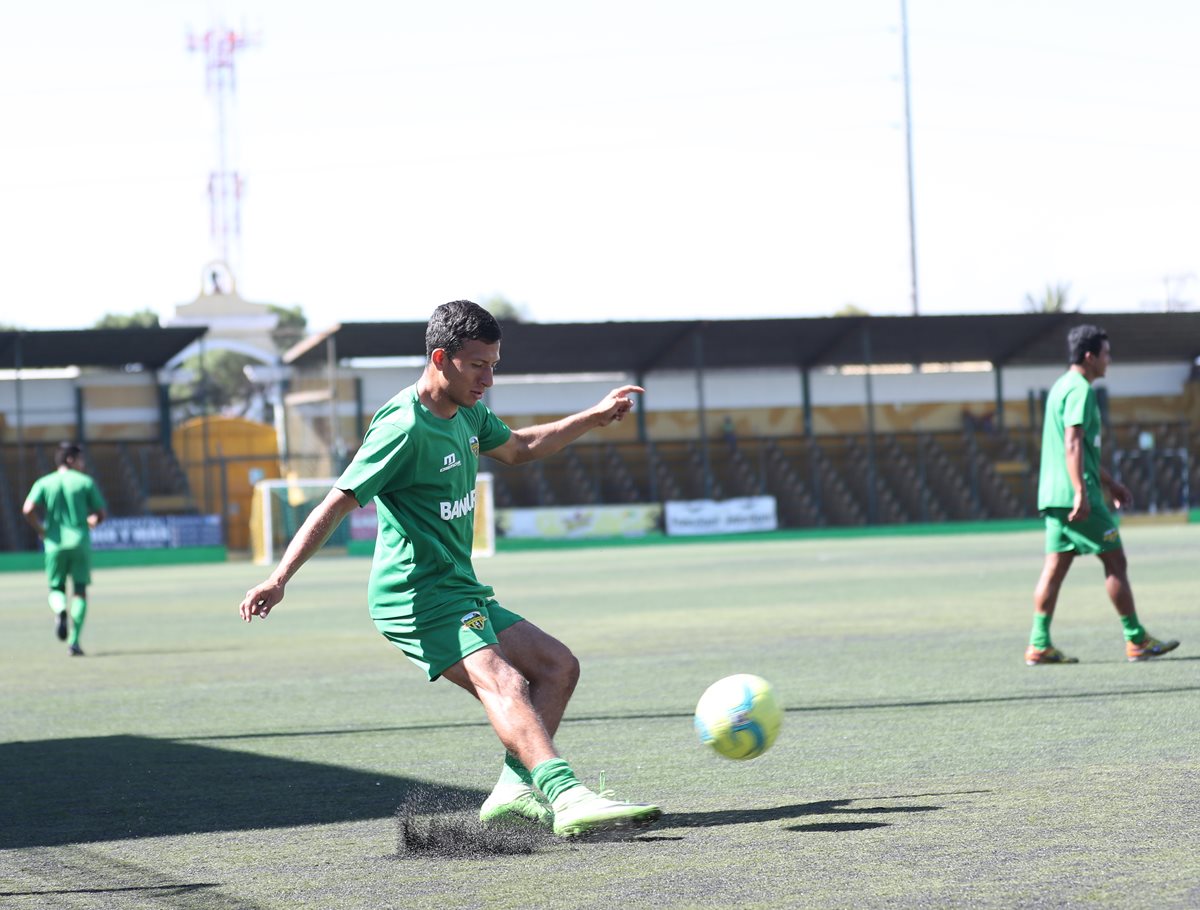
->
<box><xmin>693</xmin><ymin>673</ymin><xmax>783</xmax><ymax>761</ymax></box>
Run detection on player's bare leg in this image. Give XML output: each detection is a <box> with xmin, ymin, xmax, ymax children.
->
<box><xmin>1033</xmin><ymin>551</ymin><xmax>1074</xmax><ymax>618</ymax></box>
<box><xmin>443</xmin><ymin>646</ymin><xmax>560</xmax><ymax>826</ymax></box>
<box><xmin>1098</xmin><ymin>549</ymin><xmax>1135</xmax><ymax>616</ymax></box>
<box><xmin>1027</xmin><ymin>552</ymin><xmax>1078</xmax><ymax>664</ymax></box>
<box><xmin>444</xmin><ymin>640</ymin><xmax>660</xmax><ymax>836</ymax></box>
<box><xmin>442</xmin><ymin>645</ymin><xmax>558</xmax><ymax>769</ymax></box>
<box><xmin>1099</xmin><ymin>549</ymin><xmax>1180</xmax><ymax>660</ymax></box>
<box><xmin>496</xmin><ymin>620</ymin><xmax>579</xmax><ymax>738</ymax></box>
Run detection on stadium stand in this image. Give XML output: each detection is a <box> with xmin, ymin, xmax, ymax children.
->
<box><xmin>0</xmin><ymin>441</ymin><xmax>197</xmax><ymax>551</ymax></box>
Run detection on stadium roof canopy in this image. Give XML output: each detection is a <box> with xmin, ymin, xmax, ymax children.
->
<box><xmin>284</xmin><ymin>312</ymin><xmax>1200</xmax><ymax>373</ymax></box>
<box><xmin>0</xmin><ymin>327</ymin><xmax>207</xmax><ymax>371</ymax></box>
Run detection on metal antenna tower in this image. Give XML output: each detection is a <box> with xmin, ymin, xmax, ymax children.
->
<box><xmin>188</xmin><ymin>25</ymin><xmax>257</xmax><ymax>288</ymax></box>
<box><xmin>900</xmin><ymin>0</ymin><xmax>919</xmax><ymax>316</ymax></box>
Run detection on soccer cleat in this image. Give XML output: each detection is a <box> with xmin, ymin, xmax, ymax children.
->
<box><xmin>55</xmin><ymin>611</ymin><xmax>68</xmax><ymax>641</ymax></box>
<box><xmin>479</xmin><ymin>782</ymin><xmax>553</xmax><ymax>828</ymax></box>
<box><xmin>1025</xmin><ymin>645</ymin><xmax>1078</xmax><ymax>666</ymax></box>
<box><xmin>551</xmin><ymin>783</ymin><xmax>662</xmax><ymax>838</ymax></box>
<box><xmin>68</xmin><ymin>644</ymin><xmax>84</xmax><ymax>657</ymax></box>
<box><xmin>1126</xmin><ymin>635</ymin><xmax>1180</xmax><ymax>662</ymax></box>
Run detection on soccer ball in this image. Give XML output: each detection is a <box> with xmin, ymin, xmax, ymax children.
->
<box><xmin>693</xmin><ymin>674</ymin><xmax>783</xmax><ymax>761</ymax></box>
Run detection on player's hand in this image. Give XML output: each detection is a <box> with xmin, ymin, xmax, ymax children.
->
<box><xmin>240</xmin><ymin>579</ymin><xmax>284</xmax><ymax>622</ymax></box>
<box><xmin>1067</xmin><ymin>490</ymin><xmax>1090</xmax><ymax>523</ymax></box>
<box><xmin>591</xmin><ymin>385</ymin><xmax>645</xmax><ymax>426</ymax></box>
<box><xmin>1108</xmin><ymin>481</ymin><xmax>1133</xmax><ymax>511</ymax></box>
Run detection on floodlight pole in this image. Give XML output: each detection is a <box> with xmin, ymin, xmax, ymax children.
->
<box><xmin>14</xmin><ymin>332</ymin><xmax>26</xmax><ymax>505</ymax></box>
<box><xmin>901</xmin><ymin>0</ymin><xmax>920</xmax><ymax>316</ymax></box>
<box><xmin>693</xmin><ymin>329</ymin><xmax>713</xmax><ymax>500</ymax></box>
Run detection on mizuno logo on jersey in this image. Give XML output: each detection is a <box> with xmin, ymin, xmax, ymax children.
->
<box><xmin>440</xmin><ymin>489</ymin><xmax>477</xmax><ymax>521</ymax></box>
<box><xmin>440</xmin><ymin>452</ymin><xmax>461</xmax><ymax>472</ymax></box>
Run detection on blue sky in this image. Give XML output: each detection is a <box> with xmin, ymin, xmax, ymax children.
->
<box><xmin>2</xmin><ymin>1</ymin><xmax>1197</xmax><ymax>331</ymax></box>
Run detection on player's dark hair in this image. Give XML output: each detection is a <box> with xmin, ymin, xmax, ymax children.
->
<box><xmin>55</xmin><ymin>441</ymin><xmax>83</xmax><ymax>468</ymax></box>
<box><xmin>425</xmin><ymin>300</ymin><xmax>502</xmax><ymax>359</ymax></box>
<box><xmin>1067</xmin><ymin>324</ymin><xmax>1108</xmax><ymax>365</ymax></box>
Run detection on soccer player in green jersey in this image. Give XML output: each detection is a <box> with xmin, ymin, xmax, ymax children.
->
<box><xmin>239</xmin><ymin>300</ymin><xmax>662</xmax><ymax>837</ymax></box>
<box><xmin>23</xmin><ymin>441</ymin><xmax>107</xmax><ymax>656</ymax></box>
<box><xmin>1026</xmin><ymin>324</ymin><xmax>1179</xmax><ymax>665</ymax></box>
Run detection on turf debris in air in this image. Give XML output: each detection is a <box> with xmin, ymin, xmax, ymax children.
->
<box><xmin>394</xmin><ymin>786</ymin><xmax>553</xmax><ymax>857</ymax></box>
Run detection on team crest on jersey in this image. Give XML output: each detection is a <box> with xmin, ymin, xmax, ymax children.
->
<box><xmin>460</xmin><ymin>610</ymin><xmax>487</xmax><ymax>632</ymax></box>
<box><xmin>469</xmin><ymin>435</ymin><xmax>480</xmax><ymax>457</ymax></box>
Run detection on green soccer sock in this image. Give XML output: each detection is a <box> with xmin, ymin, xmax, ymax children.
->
<box><xmin>497</xmin><ymin>751</ymin><xmax>534</xmax><ymax>788</ymax></box>
<box><xmin>1119</xmin><ymin>611</ymin><xmax>1146</xmax><ymax>643</ymax></box>
<box><xmin>68</xmin><ymin>596</ymin><xmax>87</xmax><ymax>648</ymax></box>
<box><xmin>49</xmin><ymin>590</ymin><xmax>67</xmax><ymax>614</ymax></box>
<box><xmin>531</xmin><ymin>758</ymin><xmax>581</xmax><ymax>804</ymax></box>
<box><xmin>1029</xmin><ymin>612</ymin><xmax>1053</xmax><ymax>649</ymax></box>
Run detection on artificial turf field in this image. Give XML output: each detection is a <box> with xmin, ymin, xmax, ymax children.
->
<box><xmin>2</xmin><ymin>524</ymin><xmax>1198</xmax><ymax>910</ymax></box>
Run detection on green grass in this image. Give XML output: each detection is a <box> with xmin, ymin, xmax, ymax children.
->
<box><xmin>2</xmin><ymin>527</ymin><xmax>1198</xmax><ymax>909</ymax></box>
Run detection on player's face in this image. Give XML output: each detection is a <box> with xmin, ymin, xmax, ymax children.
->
<box><xmin>1088</xmin><ymin>340</ymin><xmax>1111</xmax><ymax>379</ymax></box>
<box><xmin>439</xmin><ymin>338</ymin><xmax>500</xmax><ymax>408</ymax></box>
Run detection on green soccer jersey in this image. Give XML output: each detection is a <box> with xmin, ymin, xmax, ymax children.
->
<box><xmin>1038</xmin><ymin>369</ymin><xmax>1103</xmax><ymax>510</ymax></box>
<box><xmin>26</xmin><ymin>468</ymin><xmax>106</xmax><ymax>552</ymax></box>
<box><xmin>336</xmin><ymin>385</ymin><xmax>511</xmax><ymax>622</ymax></box>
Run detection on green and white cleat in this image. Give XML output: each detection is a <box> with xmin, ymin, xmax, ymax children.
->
<box><xmin>551</xmin><ymin>783</ymin><xmax>662</xmax><ymax>838</ymax></box>
<box><xmin>479</xmin><ymin>782</ymin><xmax>553</xmax><ymax>828</ymax></box>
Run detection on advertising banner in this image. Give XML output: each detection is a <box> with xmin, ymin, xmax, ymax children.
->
<box><xmin>663</xmin><ymin>496</ymin><xmax>778</xmax><ymax>536</ymax></box>
<box><xmin>498</xmin><ymin>504</ymin><xmax>662</xmax><ymax>540</ymax></box>
<box><xmin>91</xmin><ymin>515</ymin><xmax>223</xmax><ymax>550</ymax></box>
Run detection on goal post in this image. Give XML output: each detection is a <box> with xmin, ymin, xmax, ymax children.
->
<box><xmin>250</xmin><ymin>473</ymin><xmax>495</xmax><ymax>565</ymax></box>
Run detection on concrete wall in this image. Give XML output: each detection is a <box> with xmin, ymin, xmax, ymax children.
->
<box><xmin>0</xmin><ymin>369</ymin><xmax>161</xmax><ymax>442</ymax></box>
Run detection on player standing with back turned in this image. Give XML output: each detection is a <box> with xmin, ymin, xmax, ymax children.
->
<box><xmin>1025</xmin><ymin>324</ymin><xmax>1179</xmax><ymax>665</ymax></box>
<box><xmin>240</xmin><ymin>300</ymin><xmax>661</xmax><ymax>837</ymax></box>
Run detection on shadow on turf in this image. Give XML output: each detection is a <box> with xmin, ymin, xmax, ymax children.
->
<box><xmin>0</xmin><ymin>735</ymin><xmax>487</xmax><ymax>850</ymax></box>
<box><xmin>0</xmin><ymin>884</ymin><xmax>221</xmax><ymax>899</ymax></box>
<box><xmin>90</xmin><ymin>647</ymin><xmax>247</xmax><ymax>658</ymax></box>
<box><xmin>660</xmin><ymin>795</ymin><xmax>945</xmax><ymax>832</ymax></box>
<box><xmin>390</xmin><ymin>789</ymin><xmax>977</xmax><ymax>856</ymax></box>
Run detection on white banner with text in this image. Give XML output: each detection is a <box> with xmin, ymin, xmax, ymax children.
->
<box><xmin>663</xmin><ymin>496</ymin><xmax>778</xmax><ymax>536</ymax></box>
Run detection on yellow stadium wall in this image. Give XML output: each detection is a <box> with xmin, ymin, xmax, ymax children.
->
<box><xmin>173</xmin><ymin>416</ymin><xmax>281</xmax><ymax>551</ymax></box>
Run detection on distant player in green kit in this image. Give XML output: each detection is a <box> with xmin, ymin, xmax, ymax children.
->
<box><xmin>23</xmin><ymin>441</ymin><xmax>107</xmax><ymax>656</ymax></box>
<box><xmin>239</xmin><ymin>300</ymin><xmax>661</xmax><ymax>837</ymax></box>
<box><xmin>1026</xmin><ymin>324</ymin><xmax>1179</xmax><ymax>665</ymax></box>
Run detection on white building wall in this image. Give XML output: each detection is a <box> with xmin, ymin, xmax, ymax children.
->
<box><xmin>0</xmin><ymin>370</ymin><xmax>160</xmax><ymax>431</ymax></box>
<box><xmin>0</xmin><ymin>374</ymin><xmax>77</xmax><ymax>424</ymax></box>
<box><xmin>359</xmin><ymin>367</ymin><xmax>422</xmax><ymax>413</ymax></box>
<box><xmin>473</xmin><ymin>362</ymin><xmax>1191</xmax><ymax>415</ymax></box>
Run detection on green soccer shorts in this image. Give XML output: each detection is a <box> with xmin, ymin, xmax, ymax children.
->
<box><xmin>45</xmin><ymin>547</ymin><xmax>92</xmax><ymax>589</ymax></box>
<box><xmin>374</xmin><ymin>599</ymin><xmax>525</xmax><ymax>681</ymax></box>
<box><xmin>1043</xmin><ymin>500</ymin><xmax>1122</xmax><ymax>555</ymax></box>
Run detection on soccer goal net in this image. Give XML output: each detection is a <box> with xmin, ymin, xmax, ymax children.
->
<box><xmin>249</xmin><ymin>474</ymin><xmax>496</xmax><ymax>566</ymax></box>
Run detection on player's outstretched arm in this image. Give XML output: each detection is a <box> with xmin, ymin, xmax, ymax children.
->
<box><xmin>239</xmin><ymin>487</ymin><xmax>359</xmax><ymax>622</ymax></box>
<box><xmin>485</xmin><ymin>385</ymin><xmax>644</xmax><ymax>466</ymax></box>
